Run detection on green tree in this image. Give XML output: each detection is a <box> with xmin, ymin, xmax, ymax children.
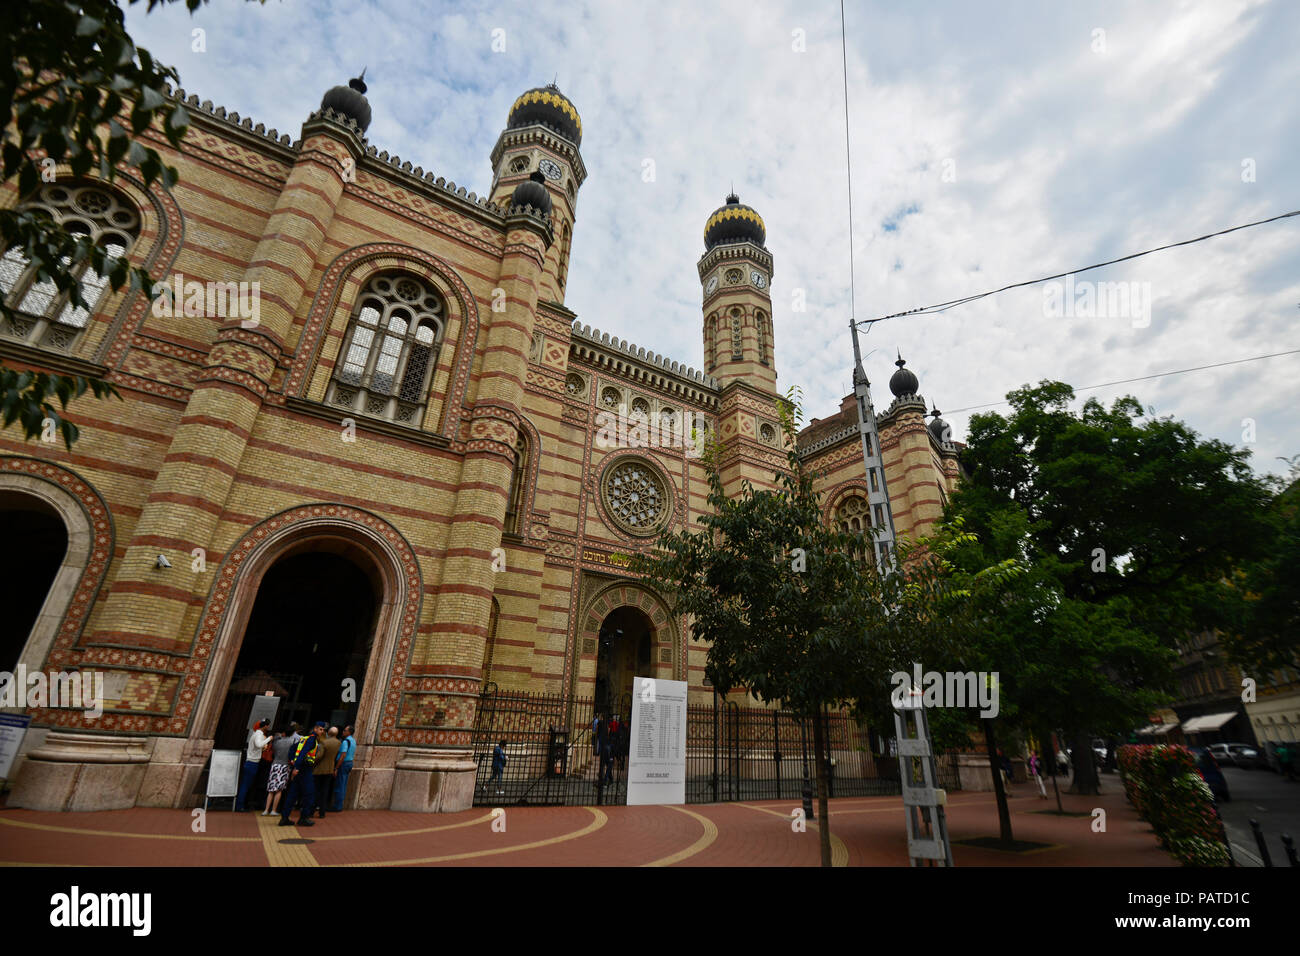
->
<box><xmin>635</xmin><ymin>397</ymin><xmax>1019</xmax><ymax>864</ymax></box>
<box><xmin>946</xmin><ymin>382</ymin><xmax>1273</xmax><ymax>795</ymax></box>
<box><xmin>0</xmin><ymin>1</ymin><xmax>237</xmax><ymax>446</ymax></box>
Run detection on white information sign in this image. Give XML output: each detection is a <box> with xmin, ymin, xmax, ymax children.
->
<box><xmin>0</xmin><ymin>714</ymin><xmax>32</xmax><ymax>780</ymax></box>
<box><xmin>627</xmin><ymin>676</ymin><xmax>687</xmax><ymax>806</ymax></box>
<box><xmin>206</xmin><ymin>748</ymin><xmax>241</xmax><ymax>810</ymax></box>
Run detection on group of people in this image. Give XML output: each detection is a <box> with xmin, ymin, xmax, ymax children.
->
<box><xmin>235</xmin><ymin>719</ymin><xmax>357</xmax><ymax>827</ymax></box>
<box><xmin>593</xmin><ymin>713</ymin><xmax>630</xmax><ymax>785</ymax></box>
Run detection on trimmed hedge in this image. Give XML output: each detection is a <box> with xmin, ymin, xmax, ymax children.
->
<box><xmin>1116</xmin><ymin>744</ymin><xmax>1230</xmax><ymax>867</ymax></box>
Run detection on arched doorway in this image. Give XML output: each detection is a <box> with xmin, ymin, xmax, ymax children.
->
<box><xmin>594</xmin><ymin>605</ymin><xmax>653</xmax><ymax>718</ymax></box>
<box><xmin>212</xmin><ymin>546</ymin><xmax>380</xmax><ymax>749</ymax></box>
<box><xmin>0</xmin><ymin>491</ymin><xmax>68</xmax><ymax>673</ymax></box>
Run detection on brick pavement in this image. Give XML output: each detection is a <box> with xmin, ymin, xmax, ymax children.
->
<box><xmin>0</xmin><ymin>782</ymin><xmax>1176</xmax><ymax>867</ymax></box>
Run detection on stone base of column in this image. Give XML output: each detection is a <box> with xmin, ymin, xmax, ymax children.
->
<box><xmin>8</xmin><ymin>732</ymin><xmax>150</xmax><ymax>811</ymax></box>
<box><xmin>389</xmin><ymin>748</ymin><xmax>476</xmax><ymax>812</ymax></box>
<box><xmin>135</xmin><ymin>737</ymin><xmax>213</xmax><ymax>808</ymax></box>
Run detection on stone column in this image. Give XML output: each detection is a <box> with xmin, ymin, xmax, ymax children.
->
<box><xmin>389</xmin><ymin>209</ymin><xmax>551</xmax><ymax>813</ymax></box>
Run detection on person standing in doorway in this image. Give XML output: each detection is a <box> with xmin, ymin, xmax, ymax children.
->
<box><xmin>332</xmin><ymin>725</ymin><xmax>356</xmax><ymax>812</ymax></box>
<box><xmin>236</xmin><ymin>719</ymin><xmax>271</xmax><ymax>812</ymax></box>
<box><xmin>263</xmin><ymin>726</ymin><xmax>294</xmax><ymax>816</ymax></box>
<box><xmin>279</xmin><ymin>721</ymin><xmax>323</xmax><ymax>827</ymax></box>
<box><xmin>313</xmin><ymin>726</ymin><xmax>342</xmax><ymax>818</ymax></box>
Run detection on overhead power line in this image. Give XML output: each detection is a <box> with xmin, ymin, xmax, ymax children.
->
<box><xmin>943</xmin><ymin>348</ymin><xmax>1300</xmax><ymax>414</ymax></box>
<box><xmin>855</xmin><ymin>208</ymin><xmax>1300</xmax><ymax>328</ymax></box>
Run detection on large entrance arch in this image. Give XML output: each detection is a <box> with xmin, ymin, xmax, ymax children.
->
<box><xmin>594</xmin><ymin>605</ymin><xmax>652</xmax><ymax>718</ymax></box>
<box><xmin>189</xmin><ymin>505</ymin><xmax>420</xmax><ymax>757</ymax></box>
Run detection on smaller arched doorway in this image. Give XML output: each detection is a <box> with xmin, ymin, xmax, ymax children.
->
<box><xmin>594</xmin><ymin>606</ymin><xmax>653</xmax><ymax>718</ymax></box>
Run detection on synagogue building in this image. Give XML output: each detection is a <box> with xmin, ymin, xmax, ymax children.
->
<box><xmin>1</xmin><ymin>77</ymin><xmax>960</xmax><ymax>812</ymax></box>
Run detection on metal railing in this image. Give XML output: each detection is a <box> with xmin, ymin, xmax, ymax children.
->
<box><xmin>469</xmin><ymin>688</ymin><xmax>947</xmax><ymax>807</ymax></box>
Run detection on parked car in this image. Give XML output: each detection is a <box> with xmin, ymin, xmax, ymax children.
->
<box><xmin>1227</xmin><ymin>744</ymin><xmax>1263</xmax><ymax>769</ymax></box>
<box><xmin>1188</xmin><ymin>746</ymin><xmax>1230</xmax><ymax>802</ymax></box>
<box><xmin>1208</xmin><ymin>743</ymin><xmax>1233</xmax><ymax>763</ymax></box>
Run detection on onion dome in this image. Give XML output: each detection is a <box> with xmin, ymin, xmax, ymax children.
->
<box><xmin>512</xmin><ymin>170</ymin><xmax>552</xmax><ymax>214</ymax></box>
<box><xmin>704</xmin><ymin>193</ymin><xmax>766</xmax><ymax>249</ymax></box>
<box><xmin>889</xmin><ymin>352</ymin><xmax>919</xmax><ymax>397</ymax></box>
<box><xmin>508</xmin><ymin>83</ymin><xmax>582</xmax><ymax>145</ymax></box>
<box><xmin>928</xmin><ymin>407</ymin><xmax>951</xmax><ymax>443</ymax></box>
<box><xmin>320</xmin><ymin>73</ymin><xmax>372</xmax><ymax>132</ymax></box>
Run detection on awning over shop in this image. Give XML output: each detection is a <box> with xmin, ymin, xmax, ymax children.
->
<box><xmin>1136</xmin><ymin>722</ymin><xmax>1179</xmax><ymax>736</ymax></box>
<box><xmin>1181</xmin><ymin>711</ymin><xmax>1237</xmax><ymax>733</ymax></box>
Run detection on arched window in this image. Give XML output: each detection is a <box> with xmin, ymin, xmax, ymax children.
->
<box><xmin>756</xmin><ymin>310</ymin><xmax>769</xmax><ymax>365</ymax></box>
<box><xmin>327</xmin><ymin>273</ymin><xmax>446</xmax><ymax>425</ymax></box>
<box><xmin>558</xmin><ymin>222</ymin><xmax>572</xmax><ymax>291</ymax></box>
<box><xmin>730</xmin><ymin>308</ymin><xmax>743</xmax><ymax>360</ymax></box>
<box><xmin>505</xmin><ymin>431</ymin><xmax>528</xmax><ymax>536</ymax></box>
<box><xmin>704</xmin><ymin>315</ymin><xmax>716</xmax><ymax>372</ymax></box>
<box><xmin>0</xmin><ymin>182</ymin><xmax>140</xmax><ymax>351</ymax></box>
<box><xmin>482</xmin><ymin>598</ymin><xmax>500</xmax><ymax>686</ymax></box>
<box><xmin>835</xmin><ymin>494</ymin><xmax>871</xmax><ymax>534</ymax></box>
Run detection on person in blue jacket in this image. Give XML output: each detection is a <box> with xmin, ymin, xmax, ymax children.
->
<box><xmin>490</xmin><ymin>738</ymin><xmax>508</xmax><ymax>794</ymax></box>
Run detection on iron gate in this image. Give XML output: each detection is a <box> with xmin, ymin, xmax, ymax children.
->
<box><xmin>469</xmin><ymin>688</ymin><xmax>950</xmax><ymax>807</ymax></box>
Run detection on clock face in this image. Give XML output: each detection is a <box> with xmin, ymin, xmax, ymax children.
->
<box><xmin>538</xmin><ymin>159</ymin><xmax>563</xmax><ymax>181</ymax></box>
<box><xmin>705</xmin><ymin>275</ymin><xmax>718</xmax><ymax>295</ymax></box>
<box><xmin>751</xmin><ymin>270</ymin><xmax>767</xmax><ymax>289</ymax></box>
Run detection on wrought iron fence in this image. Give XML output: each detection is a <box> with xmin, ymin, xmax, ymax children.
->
<box><xmin>469</xmin><ymin>688</ymin><xmax>960</xmax><ymax>807</ymax></box>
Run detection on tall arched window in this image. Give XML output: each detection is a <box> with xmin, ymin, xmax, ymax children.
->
<box><xmin>0</xmin><ymin>182</ymin><xmax>140</xmax><ymax>351</ymax></box>
<box><xmin>505</xmin><ymin>431</ymin><xmax>528</xmax><ymax>536</ymax></box>
<box><xmin>327</xmin><ymin>273</ymin><xmax>446</xmax><ymax>425</ymax></box>
<box><xmin>756</xmin><ymin>310</ymin><xmax>769</xmax><ymax>366</ymax></box>
<box><xmin>704</xmin><ymin>315</ymin><xmax>716</xmax><ymax>372</ymax></box>
<box><xmin>730</xmin><ymin>308</ymin><xmax>743</xmax><ymax>360</ymax></box>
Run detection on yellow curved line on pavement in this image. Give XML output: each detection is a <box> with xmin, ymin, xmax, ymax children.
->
<box><xmin>735</xmin><ymin>802</ymin><xmax>849</xmax><ymax>866</ymax></box>
<box><xmin>642</xmin><ymin>805</ymin><xmax>718</xmax><ymax>867</ymax></box>
<box><xmin>0</xmin><ymin>815</ymin><xmax>258</xmax><ymax>842</ymax></box>
<box><xmin>344</xmin><ymin>806</ymin><xmax>608</xmax><ymax>866</ymax></box>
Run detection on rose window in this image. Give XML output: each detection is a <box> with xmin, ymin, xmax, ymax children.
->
<box><xmin>604</xmin><ymin>459</ymin><xmax>669</xmax><ymax>535</ymax></box>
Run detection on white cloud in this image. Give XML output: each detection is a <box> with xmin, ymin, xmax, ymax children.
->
<box><xmin>123</xmin><ymin>0</ymin><xmax>1300</xmax><ymax>478</ymax></box>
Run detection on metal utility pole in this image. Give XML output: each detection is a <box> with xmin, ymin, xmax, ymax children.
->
<box><xmin>849</xmin><ymin>319</ymin><xmax>898</xmax><ymax>571</ymax></box>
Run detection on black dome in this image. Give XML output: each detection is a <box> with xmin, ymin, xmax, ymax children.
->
<box><xmin>320</xmin><ymin>74</ymin><xmax>371</xmax><ymax>132</ymax></box>
<box><xmin>889</xmin><ymin>353</ymin><xmax>919</xmax><ymax>397</ymax></box>
<box><xmin>704</xmin><ymin>193</ymin><xmax>765</xmax><ymax>249</ymax></box>
<box><xmin>512</xmin><ymin>171</ymin><xmax>552</xmax><ymax>214</ymax></box>
<box><xmin>928</xmin><ymin>408</ymin><xmax>951</xmax><ymax>443</ymax></box>
<box><xmin>508</xmin><ymin>84</ymin><xmax>582</xmax><ymax>145</ymax></box>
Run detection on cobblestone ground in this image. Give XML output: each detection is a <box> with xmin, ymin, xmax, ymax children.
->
<box><xmin>0</xmin><ymin>784</ymin><xmax>1175</xmax><ymax>867</ymax></box>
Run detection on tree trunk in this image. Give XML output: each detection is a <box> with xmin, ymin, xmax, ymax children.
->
<box><xmin>982</xmin><ymin>718</ymin><xmax>1014</xmax><ymax>843</ymax></box>
<box><xmin>1040</xmin><ymin>726</ymin><xmax>1064</xmax><ymax>813</ymax></box>
<box><xmin>812</xmin><ymin>707</ymin><xmax>831</xmax><ymax>867</ymax></box>
<box><xmin>1068</xmin><ymin>729</ymin><xmax>1100</xmax><ymax>795</ymax></box>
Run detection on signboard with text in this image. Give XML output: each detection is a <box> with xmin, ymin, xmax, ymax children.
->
<box><xmin>0</xmin><ymin>713</ymin><xmax>32</xmax><ymax>780</ymax></box>
<box><xmin>627</xmin><ymin>676</ymin><xmax>687</xmax><ymax>806</ymax></box>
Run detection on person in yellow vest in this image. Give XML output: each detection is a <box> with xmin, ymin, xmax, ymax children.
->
<box><xmin>278</xmin><ymin>721</ymin><xmax>324</xmax><ymax>827</ymax></box>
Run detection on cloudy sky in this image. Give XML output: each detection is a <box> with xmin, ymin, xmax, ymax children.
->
<box><xmin>124</xmin><ymin>0</ymin><xmax>1299</xmax><ymax>478</ymax></box>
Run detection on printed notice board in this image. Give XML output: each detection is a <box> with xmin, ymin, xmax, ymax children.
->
<box><xmin>627</xmin><ymin>676</ymin><xmax>687</xmax><ymax>806</ymax></box>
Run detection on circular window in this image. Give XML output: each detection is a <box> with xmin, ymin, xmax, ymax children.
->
<box><xmin>631</xmin><ymin>397</ymin><xmax>650</xmax><ymax>416</ymax></box>
<box><xmin>603</xmin><ymin>458</ymin><xmax>670</xmax><ymax>536</ymax></box>
<box><xmin>600</xmin><ymin>387</ymin><xmax>622</xmax><ymax>409</ymax></box>
<box><xmin>565</xmin><ymin>373</ymin><xmax>586</xmax><ymax>396</ymax></box>
<box><xmin>509</xmin><ymin>156</ymin><xmax>529</xmax><ymax>174</ymax></box>
<box><xmin>725</xmin><ymin>268</ymin><xmax>742</xmax><ymax>284</ymax></box>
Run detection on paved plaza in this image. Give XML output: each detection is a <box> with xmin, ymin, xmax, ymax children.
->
<box><xmin>0</xmin><ymin>783</ymin><xmax>1176</xmax><ymax>867</ymax></box>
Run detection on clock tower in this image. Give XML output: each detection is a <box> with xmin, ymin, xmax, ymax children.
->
<box><xmin>488</xmin><ymin>83</ymin><xmax>587</xmax><ymax>304</ymax></box>
<box><xmin>699</xmin><ymin>193</ymin><xmax>777</xmax><ymax>395</ymax></box>
<box><xmin>698</xmin><ymin>193</ymin><xmax>786</xmax><ymax>494</ymax></box>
